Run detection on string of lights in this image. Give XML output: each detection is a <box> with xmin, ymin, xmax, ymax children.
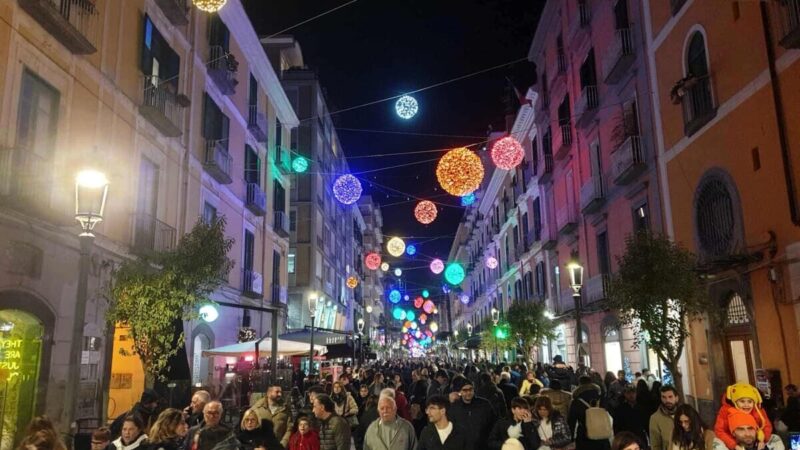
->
<box><xmin>260</xmin><ymin>0</ymin><xmax>359</xmax><ymax>40</ymax></box>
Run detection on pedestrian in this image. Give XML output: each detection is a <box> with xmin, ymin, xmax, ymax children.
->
<box><xmin>91</xmin><ymin>427</ymin><xmax>114</xmax><ymax>450</ymax></box>
<box><xmin>713</xmin><ymin>383</ymin><xmax>772</xmax><ymax>450</ymax></box>
<box><xmin>478</xmin><ymin>372</ymin><xmax>509</xmax><ymax>419</ymax></box>
<box><xmin>521</xmin><ymin>372</ymin><xmax>543</xmax><ymax>397</ymax></box>
<box><xmin>19</xmin><ymin>416</ymin><xmax>66</xmax><ymax>450</ymax></box>
<box><xmin>613</xmin><ymin>385</ymin><xmax>648</xmax><ymax>444</ymax></box>
<box><xmin>499</xmin><ymin>372</ymin><xmax>521</xmax><ymax>411</ymax></box>
<box><xmin>780</xmin><ymin>384</ymin><xmax>800</xmax><ymax>432</ymax></box>
<box><xmin>428</xmin><ymin>370</ymin><xmax>450</xmax><ymax>399</ymax></box>
<box><xmin>253</xmin><ymin>385</ymin><xmax>294</xmax><ymax>447</ymax></box>
<box><xmin>540</xmin><ymin>380</ymin><xmax>572</xmax><ymax>418</ymax></box>
<box><xmin>184</xmin><ymin>391</ymin><xmax>210</xmax><ymax>428</ymax></box>
<box><xmin>235</xmin><ymin>409</ymin><xmax>284</xmax><ymax>450</ymax></box>
<box><xmin>112</xmin><ymin>389</ymin><xmax>161</xmax><ymax>438</ymax></box>
<box><xmin>287</xmin><ymin>416</ymin><xmax>320</xmax><ymax>450</ymax></box>
<box><xmin>670</xmin><ymin>404</ymin><xmax>715</xmax><ymax>450</ymax></box>
<box><xmin>637</xmin><ymin>380</ymin><xmax>657</xmax><ymax>418</ymax></box>
<box><xmin>417</xmin><ymin>395</ymin><xmax>469</xmax><ymax>450</ymax></box>
<box><xmin>448</xmin><ymin>379</ymin><xmax>497</xmax><ymax>450</ymax></box>
<box><xmin>111</xmin><ymin>416</ymin><xmax>148</xmax><ymax>450</ymax></box>
<box><xmin>568</xmin><ymin>377</ymin><xmax>610</xmax><ymax>450</ymax></box>
<box><xmin>611</xmin><ymin>432</ymin><xmax>643</xmax><ymax>450</ymax></box>
<box><xmin>488</xmin><ymin>397</ymin><xmax>540</xmax><ymax>450</ymax></box>
<box><xmin>148</xmin><ymin>409</ymin><xmax>189</xmax><ymax>450</ymax></box>
<box><xmin>355</xmin><ymin>395</ymin><xmax>380</xmax><ymax>450</ymax></box>
<box><xmin>650</xmin><ymin>386</ymin><xmax>680</xmax><ymax>450</ymax></box>
<box><xmin>370</xmin><ymin>373</ymin><xmax>387</xmax><ymax>397</ymax></box>
<box><xmin>331</xmin><ymin>381</ymin><xmax>359</xmax><ymax>429</ymax></box>
<box><xmin>311</xmin><ymin>394</ymin><xmax>351</xmax><ymax>450</ymax></box>
<box><xmin>363</xmin><ymin>395</ymin><xmax>417</xmax><ymax>450</ymax></box>
<box><xmin>532</xmin><ymin>396</ymin><xmax>572</xmax><ymax>450</ymax></box>
<box><xmin>712</xmin><ymin>411</ymin><xmax>783</xmax><ymax>450</ymax></box>
<box><xmin>185</xmin><ymin>401</ymin><xmax>231</xmax><ymax>450</ymax></box>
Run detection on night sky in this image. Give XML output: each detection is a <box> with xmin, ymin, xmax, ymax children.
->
<box><xmin>245</xmin><ymin>0</ymin><xmax>543</xmax><ymax>294</ymax></box>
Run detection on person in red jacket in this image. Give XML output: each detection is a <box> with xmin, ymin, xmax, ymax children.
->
<box><xmin>288</xmin><ymin>416</ymin><xmax>320</xmax><ymax>450</ymax></box>
<box><xmin>714</xmin><ymin>383</ymin><xmax>772</xmax><ymax>450</ymax></box>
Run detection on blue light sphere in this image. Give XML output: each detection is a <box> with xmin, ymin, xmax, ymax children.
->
<box><xmin>406</xmin><ymin>244</ymin><xmax>417</xmax><ymax>256</ymax></box>
<box><xmin>389</xmin><ymin>289</ymin><xmax>401</xmax><ymax>304</ymax></box>
<box><xmin>333</xmin><ymin>174</ymin><xmax>362</xmax><ymax>205</ymax></box>
<box><xmin>395</xmin><ymin>95</ymin><xmax>419</xmax><ymax>120</ymax></box>
<box><xmin>461</xmin><ymin>193</ymin><xmax>476</xmax><ymax>206</ymax></box>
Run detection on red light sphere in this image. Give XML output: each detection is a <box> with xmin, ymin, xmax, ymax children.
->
<box><xmin>414</xmin><ymin>200</ymin><xmax>438</xmax><ymax>224</ymax></box>
<box><xmin>491</xmin><ymin>136</ymin><xmax>525</xmax><ymax>170</ymax></box>
<box><xmin>365</xmin><ymin>253</ymin><xmax>381</xmax><ymax>271</ymax></box>
<box><xmin>423</xmin><ymin>300</ymin><xmax>435</xmax><ymax>314</ymax></box>
<box><xmin>414</xmin><ymin>297</ymin><xmax>424</xmax><ymax>309</ymax></box>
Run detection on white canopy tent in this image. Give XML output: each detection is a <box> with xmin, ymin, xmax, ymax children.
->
<box><xmin>201</xmin><ymin>339</ymin><xmax>327</xmax><ymax>357</ymax></box>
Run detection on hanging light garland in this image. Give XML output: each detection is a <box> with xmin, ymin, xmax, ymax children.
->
<box><xmin>365</xmin><ymin>253</ymin><xmax>382</xmax><ymax>271</ymax></box>
<box><xmin>387</xmin><ymin>237</ymin><xmax>406</xmax><ymax>257</ymax></box>
<box><xmin>490</xmin><ymin>136</ymin><xmax>525</xmax><ymax>170</ymax></box>
<box><xmin>333</xmin><ymin>174</ymin><xmax>362</xmax><ymax>205</ymax></box>
<box><xmin>346</xmin><ymin>276</ymin><xmax>359</xmax><ymax>289</ymax></box>
<box><xmin>486</xmin><ymin>256</ymin><xmax>498</xmax><ymax>269</ymax></box>
<box><xmin>193</xmin><ymin>0</ymin><xmax>227</xmax><ymax>13</ymax></box>
<box><xmin>444</xmin><ymin>262</ymin><xmax>465</xmax><ymax>285</ymax></box>
<box><xmin>429</xmin><ymin>258</ymin><xmax>444</xmax><ymax>274</ymax></box>
<box><xmin>414</xmin><ymin>200</ymin><xmax>438</xmax><ymax>224</ymax></box>
<box><xmin>436</xmin><ymin>147</ymin><xmax>484</xmax><ymax>196</ymax></box>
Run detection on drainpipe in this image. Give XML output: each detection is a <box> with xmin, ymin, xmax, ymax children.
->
<box><xmin>760</xmin><ymin>2</ymin><xmax>800</xmax><ymax>226</ymax></box>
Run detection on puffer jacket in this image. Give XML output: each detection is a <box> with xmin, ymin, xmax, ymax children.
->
<box><xmin>317</xmin><ymin>414</ymin><xmax>350</xmax><ymax>450</ymax></box>
<box><xmin>253</xmin><ymin>399</ymin><xmax>293</xmax><ymax>447</ymax></box>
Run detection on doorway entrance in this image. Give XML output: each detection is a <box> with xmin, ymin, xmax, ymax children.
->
<box><xmin>722</xmin><ymin>293</ymin><xmax>756</xmax><ymax>385</ymax></box>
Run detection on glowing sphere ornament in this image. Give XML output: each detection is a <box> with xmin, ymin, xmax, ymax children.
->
<box><xmin>395</xmin><ymin>95</ymin><xmax>418</xmax><ymax>119</ymax></box>
<box><xmin>436</xmin><ymin>147</ymin><xmax>484</xmax><ymax>196</ymax></box>
<box><xmin>486</xmin><ymin>256</ymin><xmax>499</xmax><ymax>269</ymax></box>
<box><xmin>404</xmin><ymin>295</ymin><xmax>410</xmax><ymax>301</ymax></box>
<box><xmin>406</xmin><ymin>311</ymin><xmax>416</xmax><ymax>321</ymax></box>
<box><xmin>491</xmin><ymin>136</ymin><xmax>525</xmax><ymax>170</ymax></box>
<box><xmin>414</xmin><ymin>297</ymin><xmax>424</xmax><ymax>309</ymax></box>
<box><xmin>381</xmin><ymin>262</ymin><xmax>390</xmax><ymax>272</ymax></box>
<box><xmin>430</xmin><ymin>259</ymin><xmax>444</xmax><ymax>275</ymax></box>
<box><xmin>414</xmin><ymin>200</ymin><xmax>438</xmax><ymax>224</ymax></box>
<box><xmin>389</xmin><ymin>289</ymin><xmax>401</xmax><ymax>304</ymax></box>
<box><xmin>461</xmin><ymin>193</ymin><xmax>476</xmax><ymax>206</ymax></box>
<box><xmin>393</xmin><ymin>307</ymin><xmax>406</xmax><ymax>320</ymax></box>
<box><xmin>193</xmin><ymin>0</ymin><xmax>227</xmax><ymax>13</ymax></box>
<box><xmin>387</xmin><ymin>237</ymin><xmax>406</xmax><ymax>257</ymax></box>
<box><xmin>423</xmin><ymin>300</ymin><xmax>435</xmax><ymax>314</ymax></box>
<box><xmin>365</xmin><ymin>253</ymin><xmax>382</xmax><ymax>271</ymax></box>
<box><xmin>292</xmin><ymin>156</ymin><xmax>309</xmax><ymax>173</ymax></box>
<box><xmin>394</xmin><ymin>268</ymin><xmax>403</xmax><ymax>277</ymax></box>
<box><xmin>332</xmin><ymin>174</ymin><xmax>362</xmax><ymax>205</ymax></box>
<box><xmin>430</xmin><ymin>321</ymin><xmax>439</xmax><ymax>332</ymax></box>
<box><xmin>419</xmin><ymin>313</ymin><xmax>427</xmax><ymax>323</ymax></box>
<box><xmin>410</xmin><ymin>321</ymin><xmax>418</xmax><ymax>330</ymax></box>
<box><xmin>346</xmin><ymin>276</ymin><xmax>359</xmax><ymax>289</ymax></box>
<box><xmin>422</xmin><ymin>289</ymin><xmax>430</xmax><ymax>299</ymax></box>
<box><xmin>460</xmin><ymin>294</ymin><xmax>470</xmax><ymax>305</ymax></box>
<box><xmin>444</xmin><ymin>263</ymin><xmax>465</xmax><ymax>285</ymax></box>
<box><xmin>406</xmin><ymin>245</ymin><xmax>417</xmax><ymax>256</ymax></box>
<box><xmin>199</xmin><ymin>304</ymin><xmax>219</xmax><ymax>323</ymax></box>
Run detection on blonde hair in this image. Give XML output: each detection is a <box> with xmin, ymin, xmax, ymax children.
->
<box><xmin>239</xmin><ymin>409</ymin><xmax>261</xmax><ymax>430</ymax></box>
<box><xmin>148</xmin><ymin>409</ymin><xmax>184</xmax><ymax>444</ymax></box>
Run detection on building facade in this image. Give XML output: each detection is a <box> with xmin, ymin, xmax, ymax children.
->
<box><xmin>643</xmin><ymin>0</ymin><xmax>800</xmax><ymax>418</ymax></box>
<box><xmin>0</xmin><ymin>0</ymin><xmax>297</xmax><ymax>439</ymax></box>
<box><xmin>358</xmin><ymin>196</ymin><xmax>386</xmax><ymax>348</ymax></box>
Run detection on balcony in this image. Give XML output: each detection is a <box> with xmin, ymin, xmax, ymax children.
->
<box><xmin>247</xmin><ymin>105</ymin><xmax>268</xmax><ymax>143</ymax></box>
<box><xmin>132</xmin><ymin>213</ymin><xmax>176</xmax><ymax>254</ymax></box>
<box><xmin>556</xmin><ymin>205</ymin><xmax>578</xmax><ymax>235</ymax></box>
<box><xmin>681</xmin><ymin>75</ymin><xmax>716</xmax><ymax>137</ymax></box>
<box><xmin>603</xmin><ymin>28</ymin><xmax>635</xmax><ymax>84</ymax></box>
<box><xmin>274</xmin><ymin>210</ymin><xmax>290</xmax><ymax>238</ymax></box>
<box><xmin>612</xmin><ymin>135</ymin><xmax>646</xmax><ymax>185</ymax></box>
<box><xmin>575</xmin><ymin>85</ymin><xmax>599</xmax><ymax>128</ymax></box>
<box><xmin>154</xmin><ymin>0</ymin><xmax>188</xmax><ymax>26</ymax></box>
<box><xmin>18</xmin><ymin>0</ymin><xmax>98</xmax><ymax>54</ymax></box>
<box><xmin>584</xmin><ymin>274</ymin><xmax>610</xmax><ymax>305</ymax></box>
<box><xmin>774</xmin><ymin>0</ymin><xmax>800</xmax><ymax>48</ymax></box>
<box><xmin>245</xmin><ymin>183</ymin><xmax>266</xmax><ymax>216</ymax></box>
<box><xmin>568</xmin><ymin>1</ymin><xmax>592</xmax><ymax>45</ymax></box>
<box><xmin>553</xmin><ymin>124</ymin><xmax>573</xmax><ymax>161</ymax></box>
<box><xmin>538</xmin><ymin>153</ymin><xmax>554</xmax><ymax>185</ymax></box>
<box><xmin>203</xmin><ymin>139</ymin><xmax>233</xmax><ymax>184</ymax></box>
<box><xmin>271</xmin><ymin>284</ymin><xmax>282</xmax><ymax>304</ymax></box>
<box><xmin>242</xmin><ymin>269</ymin><xmax>263</xmax><ymax>299</ymax></box>
<box><xmin>580</xmin><ymin>175</ymin><xmax>605</xmax><ymax>214</ymax></box>
<box><xmin>207</xmin><ymin>46</ymin><xmax>238</xmax><ymax>96</ymax></box>
<box><xmin>543</xmin><ymin>224</ymin><xmax>558</xmax><ymax>250</ymax></box>
<box><xmin>139</xmin><ymin>77</ymin><xmax>182</xmax><ymax>137</ymax></box>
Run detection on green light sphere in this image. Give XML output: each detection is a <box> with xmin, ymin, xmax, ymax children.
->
<box><xmin>292</xmin><ymin>156</ymin><xmax>309</xmax><ymax>173</ymax></box>
<box><xmin>422</xmin><ymin>289</ymin><xmax>430</xmax><ymax>299</ymax></box>
<box><xmin>444</xmin><ymin>263</ymin><xmax>465</xmax><ymax>285</ymax></box>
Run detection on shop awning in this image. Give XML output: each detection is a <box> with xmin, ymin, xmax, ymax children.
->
<box><xmin>280</xmin><ymin>327</ymin><xmax>351</xmax><ymax>346</ymax></box>
<box><xmin>202</xmin><ymin>339</ymin><xmax>327</xmax><ymax>357</ymax></box>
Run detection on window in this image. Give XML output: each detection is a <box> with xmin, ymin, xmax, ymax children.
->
<box><xmin>597</xmin><ymin>231</ymin><xmax>611</xmax><ymax>275</ymax></box>
<box><xmin>137</xmin><ymin>158</ymin><xmax>159</xmax><ymax>218</ymax></box>
<box><xmin>202</xmin><ymin>94</ymin><xmax>229</xmax><ymax>146</ymax></box>
<box><xmin>141</xmin><ymin>15</ymin><xmax>180</xmax><ymax>88</ymax></box>
<box><xmin>275</xmin><ymin>119</ymin><xmax>283</xmax><ymax>163</ymax></box>
<box><xmin>274</xmin><ymin>180</ymin><xmax>286</xmax><ymax>214</ymax></box>
<box><xmin>533</xmin><ymin>198</ymin><xmax>543</xmax><ymax>240</ymax></box>
<box><xmin>208</xmin><ymin>15</ymin><xmax>230</xmax><ymax>51</ymax></box>
<box><xmin>243</xmin><ymin>230</ymin><xmax>254</xmax><ymax>271</ymax></box>
<box><xmin>558</xmin><ymin>95</ymin><xmax>571</xmax><ymax>126</ymax></box>
<box><xmin>633</xmin><ymin>203</ymin><xmax>649</xmax><ymax>232</ymax></box>
<box><xmin>272</xmin><ymin>250</ymin><xmax>281</xmax><ymax>290</ymax></box>
<box><xmin>524</xmin><ymin>271</ymin><xmax>534</xmax><ymax>300</ymax></box>
<box><xmin>203</xmin><ymin>202</ymin><xmax>217</xmax><ymax>224</ymax></box>
<box><xmin>289</xmin><ymin>211</ymin><xmax>296</xmax><ymax>231</ymax></box>
<box><xmin>695</xmin><ymin>175</ymin><xmax>736</xmax><ymax>257</ymax></box>
<box><xmin>614</xmin><ymin>0</ymin><xmax>630</xmax><ymax>29</ymax></box>
<box><xmin>535</xmin><ymin>261</ymin><xmax>547</xmax><ymax>298</ymax></box>
<box><xmin>17</xmin><ymin>70</ymin><xmax>59</xmax><ymax>159</ymax></box>
<box><xmin>244</xmin><ymin>145</ymin><xmax>260</xmax><ymax>185</ymax></box>
<box><xmin>683</xmin><ymin>31</ymin><xmax>714</xmax><ymax>135</ymax></box>
<box><xmin>579</xmin><ymin>48</ymin><xmax>598</xmax><ymax>89</ymax></box>
<box><xmin>687</xmin><ymin>33</ymin><xmax>709</xmax><ymax>78</ymax></box>
<box><xmin>622</xmin><ymin>99</ymin><xmax>640</xmax><ymax>137</ymax></box>
<box><xmin>248</xmin><ymin>73</ymin><xmax>258</xmax><ymax>107</ymax></box>
<box><xmin>540</xmin><ymin>72</ymin><xmax>549</xmax><ymax>108</ymax></box>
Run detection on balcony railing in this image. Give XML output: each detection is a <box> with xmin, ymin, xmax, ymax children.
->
<box><xmin>203</xmin><ymin>139</ymin><xmax>233</xmax><ymax>184</ymax></box>
<box><xmin>242</xmin><ymin>269</ymin><xmax>263</xmax><ymax>299</ymax></box>
<box><xmin>569</xmin><ymin>1</ymin><xmax>592</xmax><ymax>43</ymax></box>
<box><xmin>207</xmin><ymin>45</ymin><xmax>237</xmax><ymax>96</ymax></box>
<box><xmin>584</xmin><ymin>274</ymin><xmax>611</xmax><ymax>305</ymax></box>
<box><xmin>245</xmin><ymin>183</ymin><xmax>266</xmax><ymax>216</ymax></box>
<box><xmin>556</xmin><ymin>204</ymin><xmax>578</xmax><ymax>235</ymax></box>
<box><xmin>133</xmin><ymin>213</ymin><xmax>176</xmax><ymax>254</ymax></box>
<box><xmin>140</xmin><ymin>76</ymin><xmax>182</xmax><ymax>137</ymax></box>
<box><xmin>603</xmin><ymin>28</ymin><xmax>635</xmax><ymax>84</ymax></box>
<box><xmin>612</xmin><ymin>135</ymin><xmax>646</xmax><ymax>185</ymax></box>
<box><xmin>248</xmin><ymin>105</ymin><xmax>268</xmax><ymax>143</ymax></box>
<box><xmin>554</xmin><ymin>124</ymin><xmax>573</xmax><ymax>160</ymax></box>
<box><xmin>538</xmin><ymin>153</ymin><xmax>554</xmax><ymax>185</ymax></box>
<box><xmin>154</xmin><ymin>0</ymin><xmax>188</xmax><ymax>25</ymax></box>
<box><xmin>18</xmin><ymin>0</ymin><xmax>98</xmax><ymax>54</ymax></box>
<box><xmin>580</xmin><ymin>175</ymin><xmax>605</xmax><ymax>214</ymax></box>
<box><xmin>274</xmin><ymin>211</ymin><xmax>290</xmax><ymax>238</ymax></box>
<box><xmin>681</xmin><ymin>75</ymin><xmax>716</xmax><ymax>137</ymax></box>
<box><xmin>774</xmin><ymin>0</ymin><xmax>800</xmax><ymax>48</ymax></box>
<box><xmin>575</xmin><ymin>85</ymin><xmax>599</xmax><ymax>127</ymax></box>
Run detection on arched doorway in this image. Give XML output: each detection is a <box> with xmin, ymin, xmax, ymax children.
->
<box><xmin>0</xmin><ymin>309</ymin><xmax>45</xmax><ymax>450</ymax></box>
<box><xmin>722</xmin><ymin>292</ymin><xmax>756</xmax><ymax>385</ymax></box>
<box><xmin>192</xmin><ymin>334</ymin><xmax>211</xmax><ymax>386</ymax></box>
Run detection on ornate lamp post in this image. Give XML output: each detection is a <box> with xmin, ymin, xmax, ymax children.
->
<box><xmin>466</xmin><ymin>322</ymin><xmax>473</xmax><ymax>361</ymax></box>
<box><xmin>491</xmin><ymin>307</ymin><xmax>500</xmax><ymax>363</ymax></box>
<box><xmin>567</xmin><ymin>258</ymin><xmax>585</xmax><ymax>360</ymax></box>
<box><xmin>356</xmin><ymin>318</ymin><xmax>365</xmax><ymax>364</ymax></box>
<box><xmin>308</xmin><ymin>292</ymin><xmax>321</xmax><ymax>374</ymax></box>
<box><xmin>63</xmin><ymin>170</ymin><xmax>108</xmax><ymax>431</ymax></box>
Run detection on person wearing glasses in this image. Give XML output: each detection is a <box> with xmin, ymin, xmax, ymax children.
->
<box><xmin>448</xmin><ymin>379</ymin><xmax>497</xmax><ymax>450</ymax></box>
<box><xmin>235</xmin><ymin>408</ymin><xmax>284</xmax><ymax>450</ymax></box>
<box><xmin>185</xmin><ymin>401</ymin><xmax>231</xmax><ymax>450</ymax></box>
<box><xmin>418</xmin><ymin>395</ymin><xmax>469</xmax><ymax>450</ymax></box>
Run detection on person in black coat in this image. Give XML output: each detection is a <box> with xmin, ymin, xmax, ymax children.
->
<box><xmin>477</xmin><ymin>373</ymin><xmax>509</xmax><ymax>419</ymax></box>
<box><xmin>488</xmin><ymin>397</ymin><xmax>540</xmax><ymax>450</ymax></box>
<box><xmin>613</xmin><ymin>385</ymin><xmax>649</xmax><ymax>444</ymax></box>
<box><xmin>418</xmin><ymin>395</ymin><xmax>471</xmax><ymax>450</ymax></box>
<box><xmin>111</xmin><ymin>389</ymin><xmax>161</xmax><ymax>438</ymax></box>
<box><xmin>568</xmin><ymin>378</ymin><xmax>610</xmax><ymax>450</ymax></box>
<box><xmin>448</xmin><ymin>380</ymin><xmax>497</xmax><ymax>450</ymax></box>
<box><xmin>236</xmin><ymin>410</ymin><xmax>284</xmax><ymax>450</ymax></box>
<box><xmin>498</xmin><ymin>373</ymin><xmax>520</xmax><ymax>412</ymax></box>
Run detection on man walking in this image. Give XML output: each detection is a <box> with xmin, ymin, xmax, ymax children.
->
<box><xmin>364</xmin><ymin>395</ymin><xmax>417</xmax><ymax>450</ymax></box>
<box><xmin>253</xmin><ymin>385</ymin><xmax>293</xmax><ymax>447</ymax></box>
<box><xmin>650</xmin><ymin>385</ymin><xmax>680</xmax><ymax>450</ymax></box>
<box><xmin>448</xmin><ymin>380</ymin><xmax>497</xmax><ymax>450</ymax></box>
<box><xmin>185</xmin><ymin>401</ymin><xmax>231</xmax><ymax>450</ymax></box>
<box><xmin>418</xmin><ymin>395</ymin><xmax>469</xmax><ymax>450</ymax></box>
<box><xmin>713</xmin><ymin>411</ymin><xmax>786</xmax><ymax>450</ymax></box>
<box><xmin>313</xmin><ymin>394</ymin><xmax>351</xmax><ymax>450</ymax></box>
<box><xmin>184</xmin><ymin>390</ymin><xmax>210</xmax><ymax>428</ymax></box>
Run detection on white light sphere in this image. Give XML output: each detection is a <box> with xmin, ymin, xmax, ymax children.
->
<box><xmin>394</xmin><ymin>268</ymin><xmax>403</xmax><ymax>277</ymax></box>
<box><xmin>486</xmin><ymin>256</ymin><xmax>498</xmax><ymax>269</ymax></box>
<box><xmin>199</xmin><ymin>304</ymin><xmax>219</xmax><ymax>323</ymax></box>
<box><xmin>395</xmin><ymin>95</ymin><xmax>419</xmax><ymax>119</ymax></box>
<box><xmin>387</xmin><ymin>237</ymin><xmax>406</xmax><ymax>257</ymax></box>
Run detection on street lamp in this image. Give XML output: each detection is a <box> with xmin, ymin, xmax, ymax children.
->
<box><xmin>567</xmin><ymin>257</ymin><xmax>585</xmax><ymax>358</ymax></box>
<box><xmin>63</xmin><ymin>170</ymin><xmax>109</xmax><ymax>430</ymax></box>
<box><xmin>357</xmin><ymin>318</ymin><xmax>365</xmax><ymax>364</ymax></box>
<box><xmin>491</xmin><ymin>308</ymin><xmax>500</xmax><ymax>363</ymax></box>
<box><xmin>308</xmin><ymin>292</ymin><xmax>321</xmax><ymax>374</ymax></box>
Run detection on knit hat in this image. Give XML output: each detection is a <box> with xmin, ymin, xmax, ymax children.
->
<box><xmin>727</xmin><ymin>383</ymin><xmax>763</xmax><ymax>404</ymax></box>
<box><xmin>728</xmin><ymin>410</ymin><xmax>758</xmax><ymax>434</ymax></box>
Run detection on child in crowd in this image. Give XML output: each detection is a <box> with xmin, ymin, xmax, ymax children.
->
<box><xmin>714</xmin><ymin>383</ymin><xmax>772</xmax><ymax>450</ymax></box>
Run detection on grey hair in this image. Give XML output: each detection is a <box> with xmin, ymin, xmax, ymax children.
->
<box><xmin>379</xmin><ymin>388</ymin><xmax>396</xmax><ymax>399</ymax></box>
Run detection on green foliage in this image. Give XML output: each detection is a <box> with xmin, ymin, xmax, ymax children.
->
<box><xmin>606</xmin><ymin>232</ymin><xmax>709</xmax><ymax>393</ymax></box>
<box><xmin>506</xmin><ymin>301</ymin><xmax>557</xmax><ymax>368</ymax></box>
<box><xmin>478</xmin><ymin>317</ymin><xmax>515</xmax><ymax>356</ymax></box>
<box><xmin>107</xmin><ymin>217</ymin><xmax>234</xmax><ymax>383</ymax></box>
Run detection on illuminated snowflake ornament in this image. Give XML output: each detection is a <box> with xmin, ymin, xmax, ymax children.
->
<box><xmin>333</xmin><ymin>174</ymin><xmax>362</xmax><ymax>205</ymax></box>
<box><xmin>490</xmin><ymin>136</ymin><xmax>525</xmax><ymax>170</ymax></box>
<box><xmin>395</xmin><ymin>95</ymin><xmax>419</xmax><ymax>120</ymax></box>
<box><xmin>460</xmin><ymin>294</ymin><xmax>470</xmax><ymax>305</ymax></box>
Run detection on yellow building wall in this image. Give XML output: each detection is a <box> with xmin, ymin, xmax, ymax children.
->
<box><xmin>107</xmin><ymin>325</ymin><xmax>145</xmax><ymax>422</ymax></box>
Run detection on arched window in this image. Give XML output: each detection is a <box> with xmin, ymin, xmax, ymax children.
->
<box><xmin>725</xmin><ymin>292</ymin><xmax>751</xmax><ymax>326</ymax></box>
<box><xmin>682</xmin><ymin>30</ymin><xmax>715</xmax><ymax>135</ymax></box>
<box><xmin>686</xmin><ymin>32</ymin><xmax>709</xmax><ymax>77</ymax></box>
<box><xmin>603</xmin><ymin>319</ymin><xmax>623</xmax><ymax>373</ymax></box>
<box><xmin>695</xmin><ymin>174</ymin><xmax>737</xmax><ymax>257</ymax></box>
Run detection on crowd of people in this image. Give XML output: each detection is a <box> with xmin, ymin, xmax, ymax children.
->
<box><xmin>15</xmin><ymin>357</ymin><xmax>800</xmax><ymax>450</ymax></box>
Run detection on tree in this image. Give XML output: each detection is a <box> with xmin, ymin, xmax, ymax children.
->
<box><xmin>507</xmin><ymin>301</ymin><xmax>557</xmax><ymax>369</ymax></box>
<box><xmin>478</xmin><ymin>317</ymin><xmax>514</xmax><ymax>361</ymax></box>
<box><xmin>606</xmin><ymin>232</ymin><xmax>710</xmax><ymax>397</ymax></box>
<box><xmin>107</xmin><ymin>217</ymin><xmax>234</xmax><ymax>386</ymax></box>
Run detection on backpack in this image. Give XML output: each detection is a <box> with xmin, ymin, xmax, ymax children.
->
<box><xmin>578</xmin><ymin>398</ymin><xmax>613</xmax><ymax>440</ymax></box>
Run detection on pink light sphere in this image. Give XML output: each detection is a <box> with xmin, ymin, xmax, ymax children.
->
<box><xmin>430</xmin><ymin>258</ymin><xmax>444</xmax><ymax>274</ymax></box>
<box><xmin>490</xmin><ymin>136</ymin><xmax>525</xmax><ymax>170</ymax></box>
